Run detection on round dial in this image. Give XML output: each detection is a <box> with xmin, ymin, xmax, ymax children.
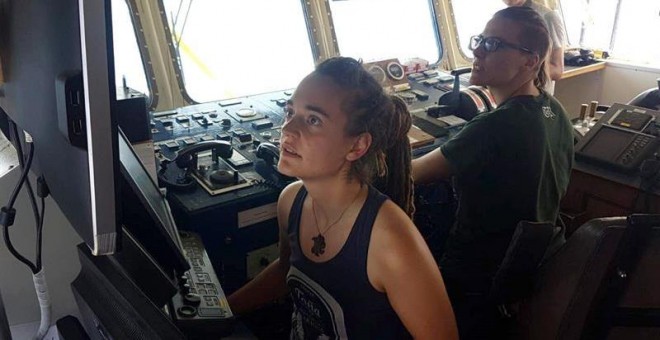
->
<box><xmin>236</xmin><ymin>108</ymin><xmax>257</xmax><ymax>117</ymax></box>
<box><xmin>386</xmin><ymin>62</ymin><xmax>405</xmax><ymax>81</ymax></box>
<box><xmin>368</xmin><ymin>65</ymin><xmax>387</xmax><ymax>84</ymax></box>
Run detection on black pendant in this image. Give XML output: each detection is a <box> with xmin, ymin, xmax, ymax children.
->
<box><xmin>311</xmin><ymin>234</ymin><xmax>326</xmax><ymax>256</ymax></box>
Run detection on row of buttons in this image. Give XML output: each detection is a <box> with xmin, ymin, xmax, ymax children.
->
<box><xmin>619</xmin><ymin>135</ymin><xmax>654</xmax><ymax>165</ymax></box>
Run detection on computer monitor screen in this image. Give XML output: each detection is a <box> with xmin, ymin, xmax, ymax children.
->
<box><xmin>580</xmin><ymin>126</ymin><xmax>633</xmax><ymax>163</ymax></box>
<box><xmin>118</xmin><ymin>129</ymin><xmax>189</xmax><ymax>278</ymax></box>
<box><xmin>68</xmin><ymin>131</ymin><xmax>196</xmax><ymax>340</ymax></box>
<box><xmin>0</xmin><ymin>0</ymin><xmax>119</xmax><ymax>255</ymax></box>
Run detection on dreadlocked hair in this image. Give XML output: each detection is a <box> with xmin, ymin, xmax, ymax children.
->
<box><xmin>494</xmin><ymin>6</ymin><xmax>551</xmax><ymax>88</ymax></box>
<box><xmin>314</xmin><ymin>57</ymin><xmax>415</xmax><ymax>217</ymax></box>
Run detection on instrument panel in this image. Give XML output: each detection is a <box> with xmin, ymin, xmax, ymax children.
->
<box><xmin>151</xmin><ymin>68</ymin><xmax>479</xmax><ymax>202</ymax></box>
<box><xmin>150</xmin><ymin>66</ymin><xmax>480</xmax><ymax>291</ymax></box>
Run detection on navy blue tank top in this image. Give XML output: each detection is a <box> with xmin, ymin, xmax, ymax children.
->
<box><xmin>286</xmin><ymin>185</ymin><xmax>411</xmax><ymax>339</ymax></box>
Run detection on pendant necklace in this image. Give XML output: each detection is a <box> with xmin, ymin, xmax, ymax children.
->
<box><xmin>310</xmin><ymin>189</ymin><xmax>362</xmax><ymax>257</ymax></box>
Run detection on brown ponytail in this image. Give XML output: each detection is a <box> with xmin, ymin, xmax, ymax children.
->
<box><xmin>372</xmin><ymin>95</ymin><xmax>414</xmax><ymax>216</ymax></box>
<box><xmin>536</xmin><ymin>60</ymin><xmax>548</xmax><ymax>89</ymax></box>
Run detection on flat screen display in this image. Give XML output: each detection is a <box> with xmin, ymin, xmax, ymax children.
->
<box><xmin>580</xmin><ymin>126</ymin><xmax>634</xmax><ymax>162</ymax></box>
<box><xmin>118</xmin><ymin>129</ymin><xmax>189</xmax><ymax>277</ymax></box>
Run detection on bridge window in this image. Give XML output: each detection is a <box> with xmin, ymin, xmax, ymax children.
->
<box><xmin>112</xmin><ymin>0</ymin><xmax>150</xmax><ymax>99</ymax></box>
<box><xmin>451</xmin><ymin>1</ymin><xmax>506</xmax><ymax>59</ymax></box>
<box><xmin>161</xmin><ymin>0</ymin><xmax>315</xmax><ymax>103</ymax></box>
<box><xmin>329</xmin><ymin>0</ymin><xmax>441</xmax><ymax>64</ymax></box>
<box><xmin>560</xmin><ymin>0</ymin><xmax>660</xmax><ymax>66</ymax></box>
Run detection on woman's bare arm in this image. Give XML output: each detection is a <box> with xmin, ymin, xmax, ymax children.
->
<box><xmin>227</xmin><ymin>181</ymin><xmax>302</xmax><ymax>315</ymax></box>
<box><xmin>368</xmin><ymin>201</ymin><xmax>458</xmax><ymax>339</ymax></box>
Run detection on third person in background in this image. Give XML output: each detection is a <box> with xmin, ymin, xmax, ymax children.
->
<box><xmin>504</xmin><ymin>0</ymin><xmax>566</xmax><ymax>93</ymax></box>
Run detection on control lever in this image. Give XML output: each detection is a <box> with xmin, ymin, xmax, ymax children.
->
<box><xmin>431</xmin><ymin>67</ymin><xmax>494</xmax><ymax>121</ymax></box>
<box><xmin>431</xmin><ymin>67</ymin><xmax>471</xmax><ymax>117</ymax></box>
<box><xmin>158</xmin><ymin>140</ymin><xmax>233</xmax><ymax>192</ymax></box>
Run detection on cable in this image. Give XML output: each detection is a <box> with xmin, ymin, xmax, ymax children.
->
<box><xmin>1</xmin><ymin>121</ymin><xmax>38</xmax><ymax>273</ymax></box>
<box><xmin>9</xmin><ymin>122</ymin><xmax>43</xmax><ymax>272</ymax></box>
<box><xmin>36</xmin><ymin>195</ymin><xmax>45</xmax><ymax>272</ymax></box>
<box><xmin>0</xmin><ymin>120</ymin><xmax>51</xmax><ymax>340</ymax></box>
<box><xmin>5</xmin><ymin>122</ymin><xmax>33</xmax><ymax>209</ymax></box>
<box><xmin>33</xmin><ymin>182</ymin><xmax>50</xmax><ymax>340</ymax></box>
<box><xmin>32</xmin><ymin>270</ymin><xmax>51</xmax><ymax>340</ymax></box>
<box><xmin>0</xmin><ymin>289</ymin><xmax>11</xmax><ymax>340</ymax></box>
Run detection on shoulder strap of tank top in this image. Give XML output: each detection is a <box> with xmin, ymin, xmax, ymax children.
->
<box><xmin>350</xmin><ymin>186</ymin><xmax>389</xmax><ymax>259</ymax></box>
<box><xmin>287</xmin><ymin>185</ymin><xmax>308</xmax><ymax>235</ymax></box>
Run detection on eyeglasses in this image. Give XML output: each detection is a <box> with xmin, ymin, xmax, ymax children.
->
<box><xmin>469</xmin><ymin>35</ymin><xmax>534</xmax><ymax>54</ymax></box>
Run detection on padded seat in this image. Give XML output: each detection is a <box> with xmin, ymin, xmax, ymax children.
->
<box><xmin>514</xmin><ymin>216</ymin><xmax>660</xmax><ymax>339</ymax></box>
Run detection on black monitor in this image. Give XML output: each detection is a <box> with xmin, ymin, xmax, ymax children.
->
<box><xmin>0</xmin><ymin>0</ymin><xmax>119</xmax><ymax>255</ymax></box>
<box><xmin>1</xmin><ymin>2</ymin><xmax>231</xmax><ymax>337</ymax></box>
<box><xmin>117</xmin><ymin>128</ymin><xmax>189</xmax><ymax>280</ymax></box>
<box><xmin>71</xmin><ymin>130</ymin><xmax>191</xmax><ymax>339</ymax></box>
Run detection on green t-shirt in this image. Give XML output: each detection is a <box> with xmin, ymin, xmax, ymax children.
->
<box><xmin>439</xmin><ymin>91</ymin><xmax>574</xmax><ymax>284</ymax></box>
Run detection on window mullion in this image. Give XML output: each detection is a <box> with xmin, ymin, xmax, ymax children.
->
<box><xmin>608</xmin><ymin>0</ymin><xmax>624</xmax><ymax>52</ymax></box>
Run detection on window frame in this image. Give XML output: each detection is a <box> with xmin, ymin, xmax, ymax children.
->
<box><xmin>118</xmin><ymin>0</ymin><xmax>158</xmax><ymax>109</ymax></box>
<box><xmin>446</xmin><ymin>0</ymin><xmax>509</xmax><ymax>67</ymax></box>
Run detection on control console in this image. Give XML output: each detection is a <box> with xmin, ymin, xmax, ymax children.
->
<box><xmin>152</xmin><ymin>90</ymin><xmax>293</xmax><ymax>293</ymax></box>
<box><xmin>576</xmin><ymin>103</ymin><xmax>659</xmax><ymax>173</ymax></box>
<box><xmin>171</xmin><ymin>231</ymin><xmax>234</xmax><ymax>338</ymax></box>
<box><xmin>153</xmin><ymin>72</ymin><xmax>486</xmax><ymax>292</ymax></box>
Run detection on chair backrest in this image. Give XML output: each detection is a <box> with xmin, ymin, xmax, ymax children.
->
<box><xmin>605</xmin><ymin>215</ymin><xmax>660</xmax><ymax>340</ymax></box>
<box><xmin>514</xmin><ymin>216</ymin><xmax>660</xmax><ymax>340</ymax></box>
<box><xmin>627</xmin><ymin>78</ymin><xmax>660</xmax><ymax>111</ymax></box>
<box><xmin>489</xmin><ymin>221</ymin><xmax>560</xmax><ymax>305</ymax></box>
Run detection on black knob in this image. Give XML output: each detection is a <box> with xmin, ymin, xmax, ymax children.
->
<box><xmin>209</xmin><ymin>170</ymin><xmax>236</xmax><ymax>185</ymax></box>
<box><xmin>177</xmin><ymin>305</ymin><xmax>197</xmax><ymax>318</ymax></box>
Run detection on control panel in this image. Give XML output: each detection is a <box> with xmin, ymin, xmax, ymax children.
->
<box><xmin>152</xmin><ymin>89</ymin><xmax>289</xmax><ymax>175</ymax></box>
<box><xmin>152</xmin><ymin>90</ymin><xmax>293</xmax><ymax>293</ymax></box>
<box><xmin>576</xmin><ymin>103</ymin><xmax>659</xmax><ymax>173</ymax></box>
<box><xmin>171</xmin><ymin>231</ymin><xmax>234</xmax><ymax>338</ymax></box>
<box><xmin>152</xmin><ymin>67</ymin><xmax>490</xmax><ymax>293</ymax></box>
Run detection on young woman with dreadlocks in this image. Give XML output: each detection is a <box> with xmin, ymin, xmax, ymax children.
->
<box><xmin>228</xmin><ymin>57</ymin><xmax>457</xmax><ymax>339</ymax></box>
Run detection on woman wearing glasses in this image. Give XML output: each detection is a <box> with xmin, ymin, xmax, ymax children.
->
<box><xmin>412</xmin><ymin>6</ymin><xmax>574</xmax><ymax>339</ymax></box>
